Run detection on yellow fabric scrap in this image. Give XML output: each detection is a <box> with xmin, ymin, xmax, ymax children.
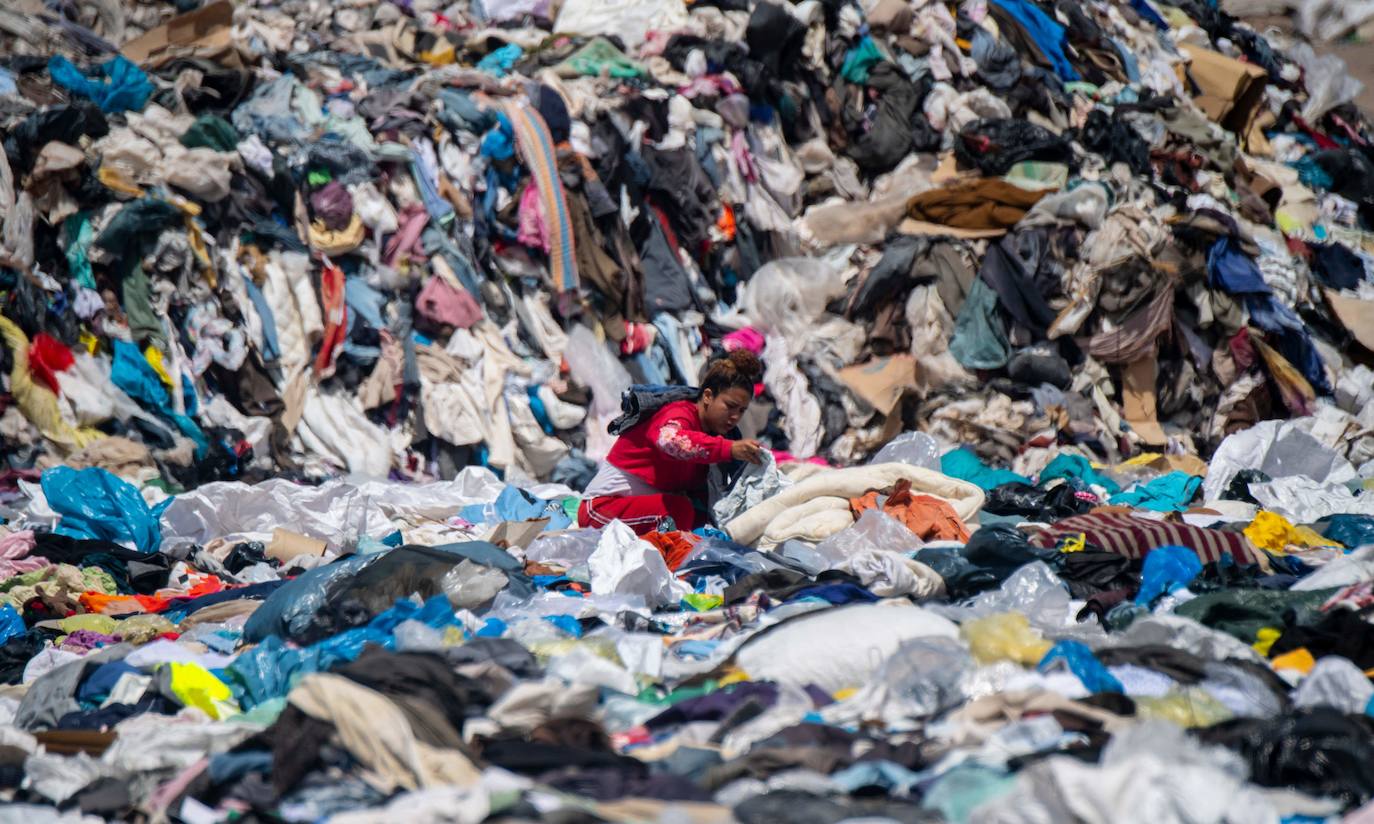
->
<box><xmin>0</xmin><ymin>314</ymin><xmax>105</xmax><ymax>452</ymax></box>
<box><xmin>168</xmin><ymin>661</ymin><xmax>239</xmax><ymax>720</ymax></box>
<box><xmin>1244</xmin><ymin>510</ymin><xmax>1342</xmax><ymax>553</ymax></box>
<box><xmin>1252</xmin><ymin>627</ymin><xmax>1280</xmax><ymax>657</ymax></box>
<box><xmin>144</xmin><ymin>344</ymin><xmax>174</xmax><ymax>386</ymax></box>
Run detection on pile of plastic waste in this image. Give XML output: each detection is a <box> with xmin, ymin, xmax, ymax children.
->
<box><xmin>5</xmin><ymin>0</ymin><xmax>1374</xmax><ymax>820</ymax></box>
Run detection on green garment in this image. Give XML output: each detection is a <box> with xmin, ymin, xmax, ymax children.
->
<box><xmin>121</xmin><ymin>265</ymin><xmax>165</xmax><ymax>347</ymax></box>
<box><xmin>1174</xmin><ymin>588</ymin><xmax>1338</xmax><ymax>643</ymax></box>
<box><xmin>179</xmin><ymin>114</ymin><xmax>240</xmax><ymax>152</ymax></box>
<box><xmin>560</xmin><ymin>38</ymin><xmax>646</xmax><ymax>78</ymax></box>
<box><xmin>63</xmin><ymin>213</ymin><xmax>97</xmax><ymax>290</ymax></box>
<box><xmin>949</xmin><ymin>278</ymin><xmax>1010</xmax><ymax>370</ymax></box>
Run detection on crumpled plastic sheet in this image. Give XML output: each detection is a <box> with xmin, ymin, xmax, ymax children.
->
<box><xmin>161</xmin><ymin>467</ymin><xmax>573</xmax><ymax>546</ymax></box>
<box><xmin>1202</xmin><ymin>419</ymin><xmax>1357</xmax><ymax>504</ymax></box>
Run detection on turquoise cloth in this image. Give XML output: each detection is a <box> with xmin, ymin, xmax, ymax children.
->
<box><xmin>1039</xmin><ymin>454</ymin><xmax>1121</xmax><ymax>494</ymax></box>
<box><xmin>840</xmin><ymin>37</ymin><xmax>885</xmax><ymax>83</ymax></box>
<box><xmin>1110</xmin><ymin>471</ymin><xmax>1203</xmax><ymax>512</ymax></box>
<box><xmin>941</xmin><ymin>448</ymin><xmax>1031</xmax><ymax>491</ymax></box>
<box><xmin>48</xmin><ymin>55</ymin><xmax>153</xmax><ymax>113</ymax></box>
<box><xmin>949</xmin><ymin>279</ymin><xmax>1010</xmax><ymax>370</ymax></box>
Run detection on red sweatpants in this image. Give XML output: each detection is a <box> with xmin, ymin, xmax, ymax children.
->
<box><xmin>577</xmin><ymin>494</ymin><xmax>697</xmax><ymax>536</ymax></box>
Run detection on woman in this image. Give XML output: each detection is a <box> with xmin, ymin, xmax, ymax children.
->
<box><xmin>578</xmin><ymin>350</ymin><xmax>765</xmax><ymax>535</ymax></box>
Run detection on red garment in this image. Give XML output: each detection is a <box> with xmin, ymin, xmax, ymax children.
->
<box><xmin>29</xmin><ymin>333</ymin><xmax>75</xmax><ymax>394</ymax></box>
<box><xmin>314</xmin><ymin>260</ymin><xmax>347</xmax><ymax>378</ymax></box>
<box><xmin>604</xmin><ymin>400</ymin><xmax>734</xmax><ymax>494</ymax></box>
<box><xmin>578</xmin><ymin>494</ymin><xmax>697</xmax><ymax>536</ymax></box>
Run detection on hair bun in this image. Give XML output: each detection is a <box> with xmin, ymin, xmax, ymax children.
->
<box><xmin>725</xmin><ymin>349</ymin><xmax>762</xmax><ymax>381</ymax></box>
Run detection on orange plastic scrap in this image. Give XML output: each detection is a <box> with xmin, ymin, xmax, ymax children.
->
<box><xmin>850</xmin><ymin>479</ymin><xmax>971</xmax><ymax>542</ymax></box>
<box><xmin>642</xmin><ymin>530</ymin><xmax>700</xmax><ymax>572</ymax></box>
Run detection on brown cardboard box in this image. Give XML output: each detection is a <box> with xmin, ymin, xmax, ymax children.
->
<box><xmin>482</xmin><ymin>519</ymin><xmax>550</xmax><ymax>550</ymax></box>
<box><xmin>1178</xmin><ymin>45</ymin><xmax>1267</xmax><ymax>138</ymax></box>
<box><xmin>837</xmin><ymin>354</ymin><xmax>919</xmax><ymax>416</ymax></box>
<box><xmin>268</xmin><ymin>528</ymin><xmax>327</xmax><ymax>563</ymax></box>
<box><xmin>1120</xmin><ymin>359</ymin><xmax>1168</xmax><ymax>446</ymax></box>
<box><xmin>121</xmin><ymin>0</ymin><xmax>240</xmax><ymax>69</ymax></box>
<box><xmin>1325</xmin><ymin>288</ymin><xmax>1374</xmax><ymax>352</ymax></box>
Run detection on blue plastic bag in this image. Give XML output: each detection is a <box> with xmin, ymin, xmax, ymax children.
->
<box><xmin>48</xmin><ymin>55</ymin><xmax>153</xmax><ymax>113</ymax></box>
<box><xmin>41</xmin><ymin>466</ymin><xmax>173</xmax><ymax>554</ymax></box>
<box><xmin>227</xmin><ymin>595</ymin><xmax>459</xmax><ymax>708</ymax></box>
<box><xmin>1325</xmin><ymin>515</ymin><xmax>1374</xmax><ymax>549</ymax></box>
<box><xmin>0</xmin><ymin>605</ymin><xmax>24</xmax><ymax>645</ymax></box>
<box><xmin>1135</xmin><ymin>545</ymin><xmax>1203</xmax><ymax>606</ymax></box>
<box><xmin>1039</xmin><ymin>639</ymin><xmax>1123</xmax><ymax>693</ymax></box>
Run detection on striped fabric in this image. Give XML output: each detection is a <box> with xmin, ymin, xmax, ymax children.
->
<box><xmin>1079</xmin><ymin>284</ymin><xmax>1174</xmax><ymax>364</ymax></box>
<box><xmin>1027</xmin><ymin>511</ymin><xmax>1266</xmax><ymax>566</ymax></box>
<box><xmin>502</xmin><ymin>100</ymin><xmax>579</xmax><ymax>292</ymax></box>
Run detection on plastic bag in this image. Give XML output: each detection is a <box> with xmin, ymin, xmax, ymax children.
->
<box><xmin>41</xmin><ymin>466</ymin><xmax>174</xmax><ymax>554</ymax></box>
<box><xmin>1288</xmin><ymin>42</ymin><xmax>1365</xmax><ymax>120</ymax></box>
<box><xmin>525</xmin><ymin>529</ymin><xmax>602</xmax><ymax>567</ymax></box>
<box><xmin>815</xmin><ymin>509</ymin><xmax>923</xmax><ymax>566</ymax></box>
<box><xmin>931</xmin><ymin>562</ymin><xmax>1078</xmax><ymax>633</ymax></box>
<box><xmin>441</xmin><ymin>559</ymin><xmax>509</xmax><ymax>609</ymax></box>
<box><xmin>983</xmin><ymin>482</ymin><xmax>1089</xmax><ymax>520</ymax></box>
<box><xmin>870</xmin><ymin>636</ymin><xmax>972</xmax><ymax>717</ymax></box>
<box><xmin>1202</xmin><ymin>419</ymin><xmax>1356</xmax><ymax>504</ymax></box>
<box><xmin>587</xmin><ymin>521</ymin><xmax>689</xmax><ymax>608</ymax></box>
<box><xmin>1323</xmin><ymin>515</ymin><xmax>1374</xmax><ymax>549</ymax></box>
<box><xmin>870</xmin><ymin>432</ymin><xmax>941</xmax><ymax>470</ymax></box>
<box><xmin>0</xmin><ymin>605</ymin><xmax>25</xmax><ymax>645</ymax></box>
<box><xmin>740</xmin><ymin>258</ymin><xmax>846</xmax><ymax>337</ymax></box>
<box><xmin>1039</xmin><ymin>639</ymin><xmax>1123</xmax><ymax>693</ymax></box>
<box><xmin>962</xmin><ymin>612</ymin><xmax>1052</xmax><ymax>666</ymax></box>
<box><xmin>1135</xmin><ymin>687</ymin><xmax>1232</xmax><ymax>727</ymax></box>
<box><xmin>1136</xmin><ymin>545</ymin><xmax>1202</xmax><ymax>606</ymax></box>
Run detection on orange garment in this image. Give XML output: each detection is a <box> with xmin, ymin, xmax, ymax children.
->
<box><xmin>79</xmin><ymin>577</ymin><xmax>227</xmax><ymax>615</ymax></box>
<box><xmin>642</xmin><ymin>530</ymin><xmax>700</xmax><ymax>571</ymax></box>
<box><xmin>849</xmin><ymin>479</ymin><xmax>971</xmax><ymax>542</ymax></box>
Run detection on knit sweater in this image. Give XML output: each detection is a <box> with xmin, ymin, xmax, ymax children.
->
<box><xmin>596</xmin><ymin>400</ymin><xmax>734</xmax><ymax>495</ymax></box>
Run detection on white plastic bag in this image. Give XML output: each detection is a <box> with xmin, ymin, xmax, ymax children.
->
<box><xmin>587</xmin><ymin>521</ymin><xmax>688</xmax><ymax>608</ymax></box>
<box><xmin>870</xmin><ymin>431</ymin><xmax>941</xmax><ymax>470</ymax></box>
<box><xmin>740</xmin><ymin>258</ymin><xmax>847</xmax><ymax>337</ymax></box>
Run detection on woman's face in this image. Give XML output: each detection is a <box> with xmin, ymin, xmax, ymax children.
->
<box><xmin>699</xmin><ymin>387</ymin><xmax>752</xmax><ymax>435</ymax></box>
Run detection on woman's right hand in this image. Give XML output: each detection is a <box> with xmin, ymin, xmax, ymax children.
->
<box><xmin>731</xmin><ymin>439</ymin><xmax>765</xmax><ymax>465</ymax></box>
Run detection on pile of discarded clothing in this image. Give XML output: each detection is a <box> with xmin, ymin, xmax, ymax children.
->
<box><xmin>6</xmin><ymin>0</ymin><xmax>1374</xmax><ymax>819</ymax></box>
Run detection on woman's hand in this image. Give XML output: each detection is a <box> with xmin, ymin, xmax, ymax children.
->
<box><xmin>730</xmin><ymin>439</ymin><xmax>765</xmax><ymax>465</ymax></box>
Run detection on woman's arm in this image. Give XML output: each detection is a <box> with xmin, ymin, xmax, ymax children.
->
<box><xmin>650</xmin><ymin>412</ymin><xmax>735</xmax><ymax>464</ymax></box>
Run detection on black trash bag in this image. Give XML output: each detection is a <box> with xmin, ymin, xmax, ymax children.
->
<box><xmin>984</xmin><ymin>482</ymin><xmax>1090</xmax><ymax>519</ymax></box>
<box><xmin>1006</xmin><ymin>344</ymin><xmax>1072</xmax><ymax>389</ymax></box>
<box><xmin>1195</xmin><ymin>709</ymin><xmax>1374</xmax><ymax>811</ymax></box>
<box><xmin>961</xmin><ymin>523</ymin><xmax>1063</xmax><ymax>573</ymax></box>
<box><xmin>1221</xmin><ymin>468</ymin><xmax>1270</xmax><ymax>504</ymax></box>
<box><xmin>955</xmin><ymin>118</ymin><xmax>1075</xmax><ymax>177</ymax></box>
<box><xmin>845</xmin><ymin>63</ymin><xmax>922</xmax><ymax>174</ymax></box>
<box><xmin>3</xmin><ymin>101</ymin><xmax>109</xmax><ymax>176</ymax></box>
<box><xmin>914</xmin><ymin>546</ymin><xmax>1002</xmax><ymax>599</ymax></box>
<box><xmin>1077</xmin><ymin>108</ymin><xmax>1151</xmax><ymax>175</ymax></box>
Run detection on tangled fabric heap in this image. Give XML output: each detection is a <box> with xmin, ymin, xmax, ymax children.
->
<box><xmin>5</xmin><ymin>0</ymin><xmax>1374</xmax><ymax>820</ymax></box>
